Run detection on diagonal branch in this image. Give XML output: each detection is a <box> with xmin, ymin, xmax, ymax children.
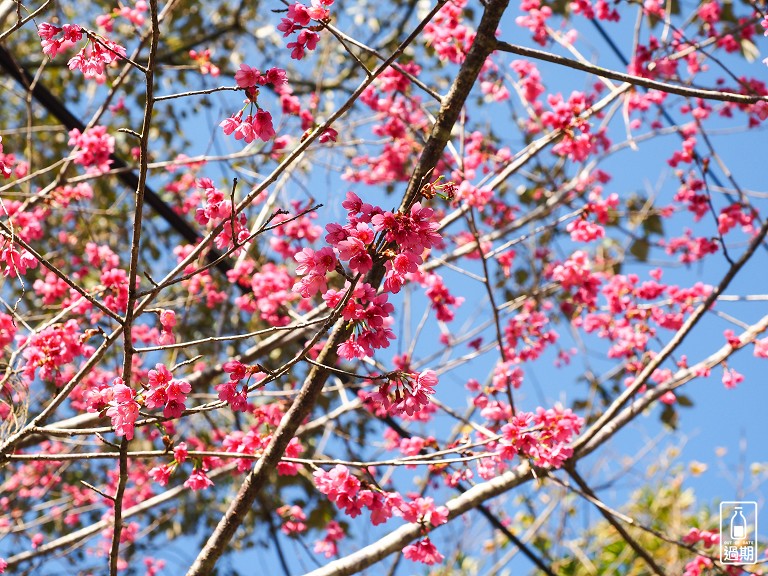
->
<box><xmin>304</xmin><ymin>462</ymin><xmax>534</xmax><ymax>576</ymax></box>
<box><xmin>495</xmin><ymin>40</ymin><xmax>768</xmax><ymax>104</ymax></box>
<box><xmin>0</xmin><ymin>43</ymin><xmax>237</xmax><ymax>281</ymax></box>
<box><xmin>398</xmin><ymin>0</ymin><xmax>510</xmax><ymax>213</ymax></box>
<box><xmin>565</xmin><ymin>466</ymin><xmax>666</xmax><ymax>575</ymax></box>
<box><xmin>187</xmin><ymin>0</ymin><xmax>511</xmax><ymax>572</ymax></box>
<box><xmin>574</xmin><ymin>214</ymin><xmax>768</xmax><ymax>456</ymax></box>
<box><xmin>300</xmin><ymin>310</ymin><xmax>768</xmax><ymax>575</ymax></box>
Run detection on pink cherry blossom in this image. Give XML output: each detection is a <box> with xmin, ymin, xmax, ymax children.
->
<box><xmin>235</xmin><ymin>63</ymin><xmax>261</xmax><ymax>88</ymax></box>
<box><xmin>184</xmin><ymin>469</ymin><xmax>214</xmax><ymax>491</ymax></box>
<box><xmin>403</xmin><ymin>538</ymin><xmax>444</xmax><ymax>565</ymax></box>
<box><xmin>106</xmin><ymin>379</ymin><xmax>140</xmax><ymax>440</ymax></box>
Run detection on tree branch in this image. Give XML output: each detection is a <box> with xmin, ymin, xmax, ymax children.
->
<box><xmin>495</xmin><ymin>40</ymin><xmax>768</xmax><ymax>104</ymax></box>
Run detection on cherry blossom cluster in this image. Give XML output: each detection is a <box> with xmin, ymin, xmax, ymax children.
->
<box><xmin>372</xmin><ymin>201</ymin><xmax>443</xmax><ymax>292</ymax></box>
<box><xmin>189</xmin><ymin>49</ymin><xmax>220</xmax><ymax>76</ymax></box>
<box><xmin>344</xmin><ymin>65</ymin><xmax>427</xmax><ymax>185</ymax></box>
<box><xmin>0</xmin><ymin>200</ymin><xmax>46</xmax><ymax>280</ymax></box>
<box><xmin>68</xmin><ymin>126</ymin><xmax>115</xmax><ymax>174</ymax></box>
<box><xmin>499</xmin><ymin>405</ymin><xmax>583</xmax><ymax>468</ymax></box>
<box><xmin>567</xmin><ymin>191</ymin><xmax>619</xmax><ymax>243</ymax></box>
<box><xmin>503</xmin><ymin>299</ymin><xmax>559</xmax><ymax>363</ymax></box>
<box><xmin>50</xmin><ymin>182</ymin><xmax>93</xmax><ymax>208</ymax></box>
<box><xmin>423</xmin><ymin>0</ymin><xmax>474</xmax><ymax>64</ymax></box>
<box><xmin>411</xmin><ymin>271</ymin><xmax>464</xmax><ymax>322</ymax></box>
<box><xmin>325</xmin><ymin>282</ymin><xmax>396</xmax><ymax>360</ymax></box>
<box><xmin>277</xmin><ymin>0</ymin><xmax>334</xmax><ymax>60</ymax></box>
<box><xmin>104</xmin><ymin>378</ymin><xmax>140</xmax><ymax>440</ymax></box>
<box><xmin>721</xmin><ymin>365</ymin><xmax>744</xmax><ymax>389</ymax></box>
<box><xmin>269</xmin><ymin>200</ymin><xmax>322</xmax><ymax>259</ymax></box>
<box><xmin>194</xmin><ymin>177</ymin><xmax>250</xmax><ymax>251</ymax></box>
<box><xmin>0</xmin><ymin>136</ymin><xmax>26</xmax><ymax>179</ymax></box>
<box><xmin>219</xmin><ymin>65</ymin><xmax>288</xmax><ymax>144</ymax></box>
<box><xmin>96</xmin><ymin>1</ymin><xmax>148</xmax><ymax>31</ymax></box>
<box><xmin>681</xmin><ymin>527</ymin><xmax>721</xmax><ymax>576</ymax></box>
<box><xmin>569</xmin><ymin>0</ymin><xmax>619</xmax><ymax>21</ymax></box>
<box><xmin>510</xmin><ymin>59</ymin><xmax>546</xmax><ymax>110</ymax></box>
<box><xmin>215</xmin><ymin>359</ymin><xmax>266</xmax><ymax>412</ymax></box>
<box><xmin>363</xmin><ymin>369</ymin><xmax>439</xmax><ymax>417</ymax></box>
<box><xmin>682</xmin><ymin>526</ymin><xmax>719</xmax><ymax>548</ymax></box>
<box><xmin>277</xmin><ymin>505</ymin><xmax>307</xmax><ymax>535</ymax></box>
<box><xmin>659</xmin><ymin>229</ymin><xmax>719</xmax><ymax>264</ymax></box>
<box><xmin>143</xmin><ymin>364</ymin><xmax>191</xmax><ymax>419</ymax></box>
<box><xmin>548</xmin><ymin>250</ymin><xmax>602</xmax><ymax>309</ymax></box>
<box><xmin>292</xmin><ymin>246</ymin><xmax>337</xmax><ymax>298</ymax></box>
<box><xmin>313</xmin><ymin>465</ymin><xmax>449</xmax><ymax>564</ymax></box>
<box><xmin>149</xmin><ymin>442</ymin><xmax>216</xmax><ymax>491</ymax></box>
<box><xmin>38</xmin><ymin>22</ymin><xmax>127</xmax><ymax>82</ymax></box>
<box><xmin>0</xmin><ymin>313</ymin><xmax>15</xmax><ymax>352</ymax></box>
<box><xmin>221</xmin><ymin>423</ymin><xmax>303</xmax><ymax>476</ymax></box>
<box><xmin>0</xmin><ymin>239</ymin><xmax>37</xmax><ymax>278</ymax></box>
<box><xmin>449</xmin><ymin>131</ymin><xmax>513</xmax><ymax>185</ymax></box>
<box><xmin>717</xmin><ymin>202</ymin><xmax>756</xmax><ymax>236</ymax></box>
<box><xmin>516</xmin><ymin>0</ymin><xmax>553</xmax><ymax>46</ymax></box>
<box><xmin>239</xmin><ymin>262</ymin><xmax>299</xmax><ymax>326</ymax></box>
<box><xmin>157</xmin><ymin>309</ymin><xmax>176</xmax><ymax>345</ymax></box>
<box><xmin>314</xmin><ymin>521</ymin><xmax>344</xmax><ymax>557</ymax></box>
<box><xmin>20</xmin><ymin>320</ymin><xmax>93</xmax><ymax>386</ymax></box>
<box><xmin>290</xmin><ymin>191</ymin><xmax>444</xmax><ymax>359</ymax></box>
<box><xmin>541</xmin><ymin>91</ymin><xmax>609</xmax><ymax>162</ymax></box>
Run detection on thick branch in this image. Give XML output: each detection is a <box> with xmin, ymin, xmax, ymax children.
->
<box><xmin>185</xmin><ymin>2</ymin><xmax>458</xmax><ymax>571</ymax></box>
<box><xmin>399</xmin><ymin>0</ymin><xmax>510</xmax><ymax>212</ymax></box>
<box><xmin>304</xmin><ymin>462</ymin><xmax>533</xmax><ymax>576</ymax></box>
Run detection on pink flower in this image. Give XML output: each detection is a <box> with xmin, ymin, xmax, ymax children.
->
<box><xmin>159</xmin><ymin>309</ymin><xmax>176</xmax><ymax>328</ymax></box>
<box><xmin>314</xmin><ymin>521</ymin><xmax>344</xmax><ymax>558</ymax></box>
<box><xmin>184</xmin><ymin>469</ymin><xmax>214</xmax><ymax>491</ymax></box>
<box><xmin>223</xmin><ymin>359</ymin><xmax>247</xmax><ymax>381</ymax></box>
<box><xmin>216</xmin><ymin>380</ymin><xmax>248</xmax><ymax>411</ymax></box>
<box><xmin>234</xmin><ymin>116</ymin><xmax>256</xmax><ymax>142</ymax></box>
<box><xmin>398</xmin><ymin>496</ymin><xmax>448</xmax><ymax>526</ymax></box>
<box><xmin>295</xmin><ymin>246</ymin><xmax>337</xmax><ymax>276</ymax></box>
<box><xmin>499</xmin><ymin>406</ymin><xmax>583</xmax><ymax>468</ymax></box>
<box><xmin>722</xmin><ymin>367</ymin><xmax>744</xmax><ymax>389</ymax></box>
<box><xmin>235</xmin><ymin>63</ymin><xmax>261</xmax><ymax>88</ymax></box>
<box><xmin>264</xmin><ymin>67</ymin><xmax>288</xmax><ymax>89</ymax></box>
<box><xmin>147</xmin><ymin>363</ymin><xmax>172</xmax><ymax>387</ymax></box>
<box><xmin>403</xmin><ymin>538</ymin><xmax>444</xmax><ymax>565</ymax></box>
<box><xmin>38</xmin><ymin>23</ymin><xmax>83</xmax><ymax>58</ymax></box>
<box><xmin>287</xmin><ymin>3</ymin><xmax>312</xmax><ymax>26</ymax></box>
<box><xmin>106</xmin><ymin>379</ymin><xmax>139</xmax><ymax>440</ymax></box>
<box><xmin>67</xmin><ymin>37</ymin><xmax>127</xmax><ymax>81</ymax></box>
<box><xmin>319</xmin><ymin>127</ymin><xmax>338</xmax><ymax>143</ymax></box>
<box><xmin>173</xmin><ymin>442</ymin><xmax>188</xmax><ymax>464</ymax></box>
<box><xmin>220</xmin><ymin>112</ymin><xmax>243</xmax><ymax>135</ymax></box>
<box><xmin>144</xmin><ymin>364</ymin><xmax>191</xmax><ymax>418</ymax></box>
<box><xmin>251</xmin><ymin>110</ymin><xmax>275</xmax><ymax>141</ymax></box>
<box><xmin>148</xmin><ymin>464</ymin><xmax>172</xmax><ymax>486</ymax></box>
<box><xmin>1</xmin><ymin>243</ymin><xmax>37</xmax><ymax>277</ymax></box>
<box><xmin>754</xmin><ymin>338</ymin><xmax>768</xmax><ymax>358</ymax></box>
<box><xmin>277</xmin><ymin>504</ymin><xmax>307</xmax><ymax>534</ymax></box>
<box><xmin>68</xmin><ymin>126</ymin><xmax>114</xmax><ymax>174</ymax></box>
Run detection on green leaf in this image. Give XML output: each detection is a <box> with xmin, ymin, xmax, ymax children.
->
<box><xmin>660</xmin><ymin>404</ymin><xmax>679</xmax><ymax>429</ymax></box>
<box><xmin>676</xmin><ymin>394</ymin><xmax>694</xmax><ymax>407</ymax></box>
<box><xmin>643</xmin><ymin>213</ymin><xmax>664</xmax><ymax>236</ymax></box>
<box><xmin>630</xmin><ymin>238</ymin><xmax>650</xmax><ymax>262</ymax></box>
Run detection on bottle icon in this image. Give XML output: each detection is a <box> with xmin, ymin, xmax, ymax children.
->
<box><xmin>731</xmin><ymin>507</ymin><xmax>747</xmax><ymax>540</ymax></box>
